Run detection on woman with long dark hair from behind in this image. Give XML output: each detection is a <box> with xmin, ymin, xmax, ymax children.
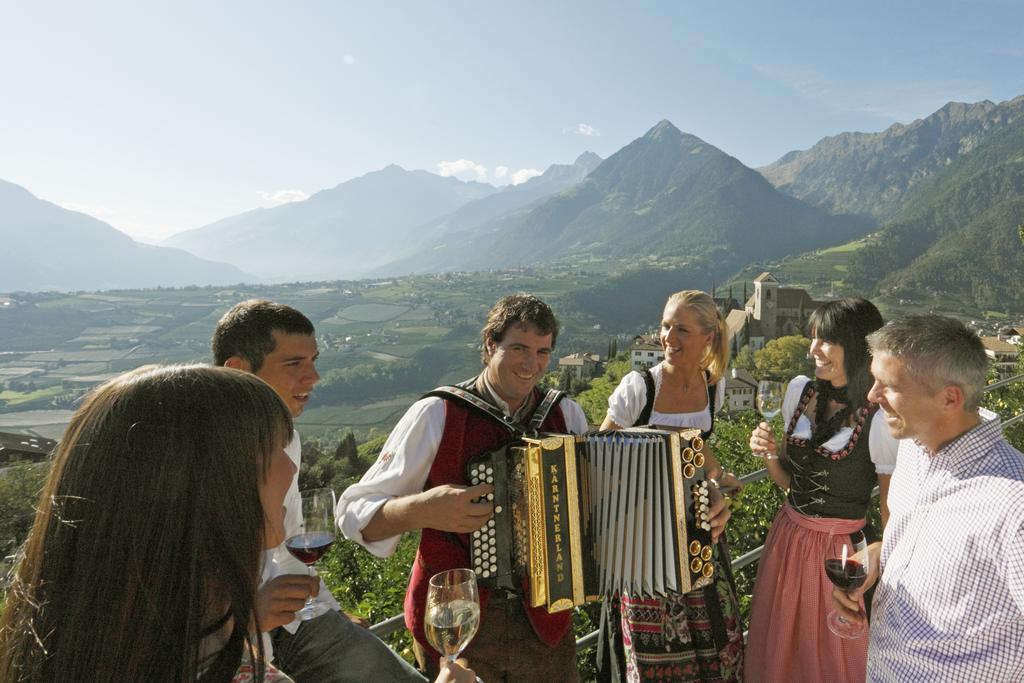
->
<box><xmin>744</xmin><ymin>298</ymin><xmax>898</xmax><ymax>682</ymax></box>
<box><xmin>0</xmin><ymin>365</ymin><xmax>298</xmax><ymax>682</ymax></box>
<box><xmin>0</xmin><ymin>365</ymin><xmax>474</xmax><ymax>682</ymax></box>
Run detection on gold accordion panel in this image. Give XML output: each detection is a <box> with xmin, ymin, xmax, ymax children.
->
<box><xmin>467</xmin><ymin>427</ymin><xmax>715</xmax><ymax>613</ymax></box>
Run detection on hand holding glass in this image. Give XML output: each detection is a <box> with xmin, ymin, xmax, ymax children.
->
<box><xmin>823</xmin><ymin>528</ymin><xmax>871</xmax><ymax>639</ymax></box>
<box><xmin>425</xmin><ymin>569</ymin><xmax>480</xmax><ymax>665</ymax></box>
<box><xmin>285</xmin><ymin>488</ymin><xmax>337</xmax><ymax>620</ymax></box>
<box><xmin>757</xmin><ymin>380</ymin><xmax>784</xmax><ymax>419</ymax></box>
<box><xmin>752</xmin><ymin>380</ymin><xmax>785</xmax><ymax>460</ymax></box>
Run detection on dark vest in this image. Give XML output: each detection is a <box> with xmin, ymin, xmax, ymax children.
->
<box><xmin>403</xmin><ymin>386</ymin><xmax>571</xmax><ymax>657</ymax></box>
<box><xmin>785</xmin><ymin>381</ymin><xmax>879</xmax><ymax>520</ymax></box>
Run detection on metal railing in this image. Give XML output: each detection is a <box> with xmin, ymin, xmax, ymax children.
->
<box><xmin>369</xmin><ymin>372</ymin><xmax>1024</xmax><ymax>651</ymax></box>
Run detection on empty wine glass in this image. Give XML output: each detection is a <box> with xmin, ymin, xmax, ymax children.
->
<box><xmin>757</xmin><ymin>380</ymin><xmax>785</xmax><ymax>420</ymax></box>
<box><xmin>823</xmin><ymin>528</ymin><xmax>871</xmax><ymax>639</ymax></box>
<box><xmin>285</xmin><ymin>488</ymin><xmax>337</xmax><ymax>620</ymax></box>
<box><xmin>425</xmin><ymin>568</ymin><xmax>480</xmax><ymax>665</ymax></box>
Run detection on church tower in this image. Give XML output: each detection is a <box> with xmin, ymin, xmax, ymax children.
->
<box><xmin>753</xmin><ymin>272</ymin><xmax>780</xmax><ymax>340</ymax></box>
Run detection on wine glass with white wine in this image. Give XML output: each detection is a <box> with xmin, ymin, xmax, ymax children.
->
<box><xmin>757</xmin><ymin>380</ymin><xmax>785</xmax><ymax>420</ymax></box>
<box><xmin>754</xmin><ymin>379</ymin><xmax>787</xmax><ymax>461</ymax></box>
<box><xmin>425</xmin><ymin>568</ymin><xmax>480</xmax><ymax>666</ymax></box>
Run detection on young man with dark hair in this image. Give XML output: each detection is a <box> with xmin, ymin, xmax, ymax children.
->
<box><xmin>213</xmin><ymin>299</ymin><xmax>426</xmax><ymax>683</ymax></box>
<box><xmin>338</xmin><ymin>293</ymin><xmax>589</xmax><ymax>682</ymax></box>
<box><xmin>833</xmin><ymin>315</ymin><xmax>1024</xmax><ymax>681</ymax></box>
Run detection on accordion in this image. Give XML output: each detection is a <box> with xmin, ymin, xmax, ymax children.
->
<box><xmin>466</xmin><ymin>427</ymin><xmax>716</xmax><ymax>613</ymax></box>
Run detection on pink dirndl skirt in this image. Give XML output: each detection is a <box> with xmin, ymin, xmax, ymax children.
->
<box><xmin>744</xmin><ymin>505</ymin><xmax>868</xmax><ymax>683</ymax></box>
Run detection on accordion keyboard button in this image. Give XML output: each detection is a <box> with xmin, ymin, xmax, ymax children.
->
<box><xmin>495</xmin><ymin>505</ymin><xmax>503</xmax><ymax>514</ymax></box>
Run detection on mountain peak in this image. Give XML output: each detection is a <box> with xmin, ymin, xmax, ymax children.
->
<box><xmin>645</xmin><ymin>119</ymin><xmax>683</xmax><ymax>140</ymax></box>
<box><xmin>575</xmin><ymin>151</ymin><xmax>601</xmax><ymax>166</ymax></box>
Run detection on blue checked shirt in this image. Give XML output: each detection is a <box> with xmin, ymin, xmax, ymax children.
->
<box><xmin>868</xmin><ymin>409</ymin><xmax>1024</xmax><ymax>681</ymax></box>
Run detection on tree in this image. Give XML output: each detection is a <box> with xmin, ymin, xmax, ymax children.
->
<box><xmin>573</xmin><ymin>356</ymin><xmax>632</xmax><ymax>425</ymax></box>
<box><xmin>983</xmin><ymin>346</ymin><xmax>1024</xmax><ymax>452</ymax></box>
<box><xmin>558</xmin><ymin>366</ymin><xmax>574</xmax><ymax>392</ymax></box>
<box><xmin>335</xmin><ymin>430</ymin><xmax>362</xmax><ymax>478</ymax></box>
<box><xmin>732</xmin><ymin>344</ymin><xmax>757</xmax><ymax>375</ymax></box>
<box><xmin>754</xmin><ymin>335</ymin><xmax>812</xmax><ymax>380</ymax></box>
<box><xmin>0</xmin><ymin>463</ymin><xmax>48</xmax><ymax>561</ymax></box>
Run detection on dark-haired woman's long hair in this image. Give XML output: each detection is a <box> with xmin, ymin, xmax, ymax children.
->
<box><xmin>0</xmin><ymin>365</ymin><xmax>292</xmax><ymax>682</ymax></box>
<box><xmin>807</xmin><ymin>298</ymin><xmax>884</xmax><ymax>439</ymax></box>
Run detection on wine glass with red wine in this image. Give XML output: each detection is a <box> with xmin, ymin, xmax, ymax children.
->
<box><xmin>823</xmin><ymin>527</ymin><xmax>871</xmax><ymax>639</ymax></box>
<box><xmin>285</xmin><ymin>487</ymin><xmax>337</xmax><ymax>620</ymax></box>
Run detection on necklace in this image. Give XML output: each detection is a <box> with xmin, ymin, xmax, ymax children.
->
<box><xmin>666</xmin><ymin>365</ymin><xmax>702</xmax><ymax>394</ymax></box>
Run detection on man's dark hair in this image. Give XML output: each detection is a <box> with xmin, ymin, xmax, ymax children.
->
<box><xmin>480</xmin><ymin>294</ymin><xmax>559</xmax><ymax>364</ymax></box>
<box><xmin>212</xmin><ymin>299</ymin><xmax>314</xmax><ymax>371</ymax></box>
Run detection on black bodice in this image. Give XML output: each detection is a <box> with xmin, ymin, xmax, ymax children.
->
<box><xmin>784</xmin><ymin>381</ymin><xmax>879</xmax><ymax>520</ymax></box>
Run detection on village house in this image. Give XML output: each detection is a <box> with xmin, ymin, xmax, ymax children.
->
<box><xmin>981</xmin><ymin>336</ymin><xmax>1021</xmax><ymax>381</ymax></box>
<box><xmin>557</xmin><ymin>352</ymin><xmax>603</xmax><ymax>381</ymax></box>
<box><xmin>723</xmin><ymin>368</ymin><xmax>758</xmax><ymax>413</ymax></box>
<box><xmin>630</xmin><ymin>336</ymin><xmax>663</xmax><ymax>372</ymax></box>
<box><xmin>0</xmin><ymin>432</ymin><xmax>56</xmax><ymax>468</ymax></box>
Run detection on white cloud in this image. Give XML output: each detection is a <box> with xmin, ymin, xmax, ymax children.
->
<box><xmin>343</xmin><ymin>54</ymin><xmax>356</xmax><ymax>66</ymax></box>
<box><xmin>570</xmin><ymin>123</ymin><xmax>601</xmax><ymax>137</ymax></box>
<box><xmin>437</xmin><ymin>159</ymin><xmax>489</xmax><ymax>183</ymax></box>
<box><xmin>435</xmin><ymin>160</ymin><xmax>541</xmax><ymax>186</ymax></box>
<box><xmin>511</xmin><ymin>168</ymin><xmax>542</xmax><ymax>185</ymax></box>
<box><xmin>259</xmin><ymin>189</ymin><xmax>310</xmax><ymax>206</ymax></box>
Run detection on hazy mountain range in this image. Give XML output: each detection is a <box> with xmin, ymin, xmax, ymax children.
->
<box><xmin>3</xmin><ymin>94</ymin><xmax>1023</xmax><ymax>312</ymax></box>
<box><xmin>164</xmin><ymin>165</ymin><xmax>498</xmax><ymax>281</ymax></box>
<box><xmin>377</xmin><ymin>120</ymin><xmax>870</xmax><ymax>275</ymax></box>
<box><xmin>0</xmin><ymin>180</ymin><xmax>246</xmax><ymax>292</ymax></box>
<box><xmin>843</xmin><ymin>111</ymin><xmax>1024</xmax><ymax>310</ymax></box>
<box><xmin>760</xmin><ymin>96</ymin><xmax>1024</xmax><ymax>221</ymax></box>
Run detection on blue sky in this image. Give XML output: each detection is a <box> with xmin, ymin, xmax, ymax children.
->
<box><xmin>1</xmin><ymin>0</ymin><xmax>1021</xmax><ymax>241</ymax></box>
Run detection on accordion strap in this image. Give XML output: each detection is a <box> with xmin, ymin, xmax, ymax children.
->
<box><xmin>529</xmin><ymin>388</ymin><xmax>565</xmax><ymax>435</ymax></box>
<box><xmin>423</xmin><ymin>385</ymin><xmax>522</xmax><ymax>436</ymax></box>
<box><xmin>422</xmin><ymin>383</ymin><xmax>565</xmax><ymax>437</ymax></box>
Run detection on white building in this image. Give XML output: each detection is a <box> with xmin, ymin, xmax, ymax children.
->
<box><xmin>723</xmin><ymin>368</ymin><xmax>758</xmax><ymax>413</ymax></box>
<box><xmin>630</xmin><ymin>336</ymin><xmax>663</xmax><ymax>371</ymax></box>
<box><xmin>981</xmin><ymin>336</ymin><xmax>1020</xmax><ymax>381</ymax></box>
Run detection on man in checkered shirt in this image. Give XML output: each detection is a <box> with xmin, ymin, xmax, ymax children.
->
<box><xmin>832</xmin><ymin>315</ymin><xmax>1024</xmax><ymax>681</ymax></box>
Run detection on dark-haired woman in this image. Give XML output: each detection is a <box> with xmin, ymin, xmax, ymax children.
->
<box><xmin>598</xmin><ymin>290</ymin><xmax>744</xmax><ymax>683</ymax></box>
<box><xmin>744</xmin><ymin>298</ymin><xmax>898</xmax><ymax>682</ymax></box>
<box><xmin>0</xmin><ymin>365</ymin><xmax>473</xmax><ymax>683</ymax></box>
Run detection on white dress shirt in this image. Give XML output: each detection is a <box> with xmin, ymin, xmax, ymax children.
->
<box><xmin>336</xmin><ymin>382</ymin><xmax>589</xmax><ymax>558</ymax></box>
<box><xmin>868</xmin><ymin>409</ymin><xmax>1024</xmax><ymax>681</ymax></box>
<box><xmin>260</xmin><ymin>431</ymin><xmax>341</xmax><ymax>651</ymax></box>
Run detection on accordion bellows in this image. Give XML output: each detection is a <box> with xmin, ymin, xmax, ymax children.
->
<box><xmin>467</xmin><ymin>427</ymin><xmax>715</xmax><ymax>613</ymax></box>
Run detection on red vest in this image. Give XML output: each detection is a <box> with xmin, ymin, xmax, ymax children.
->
<box><xmin>404</xmin><ymin>388</ymin><xmax>571</xmax><ymax>658</ymax></box>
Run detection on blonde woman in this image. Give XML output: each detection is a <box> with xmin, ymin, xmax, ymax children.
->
<box><xmin>598</xmin><ymin>291</ymin><xmax>744</xmax><ymax>682</ymax></box>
